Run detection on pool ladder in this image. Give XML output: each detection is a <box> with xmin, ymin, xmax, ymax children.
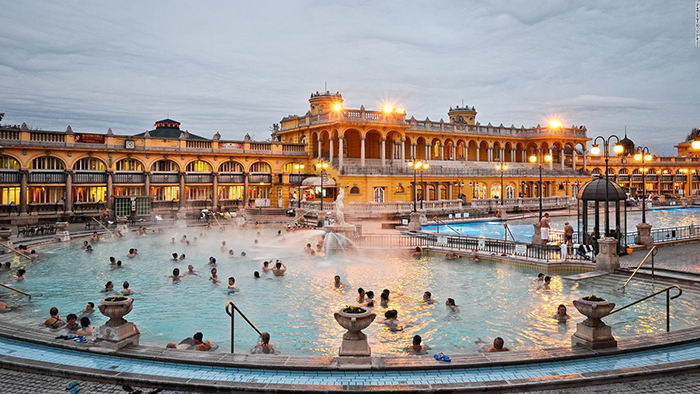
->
<box><xmin>609</xmin><ymin>285</ymin><xmax>682</xmax><ymax>332</ymax></box>
<box><xmin>431</xmin><ymin>216</ymin><xmax>460</xmax><ymax>235</ymax></box>
<box><xmin>619</xmin><ymin>246</ymin><xmax>658</xmax><ymax>292</ymax></box>
<box><xmin>225</xmin><ymin>301</ymin><xmax>263</xmax><ymax>354</ymax></box>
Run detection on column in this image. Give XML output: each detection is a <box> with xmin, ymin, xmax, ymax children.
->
<box><xmin>511</xmin><ymin>148</ymin><xmax>516</xmax><ymax>163</ymax></box>
<box><xmin>572</xmin><ymin>150</ymin><xmax>577</xmax><ymax>170</ymax></box>
<box><xmin>439</xmin><ymin>144</ymin><xmax>444</xmax><ymax>160</ymax></box>
<box><xmin>452</xmin><ymin>145</ymin><xmax>456</xmax><ymax>161</ymax></box>
<box><xmin>106</xmin><ymin>171</ymin><xmax>114</xmax><ymax>209</ymax></box>
<box><xmin>424</xmin><ymin>182</ymin><xmax>430</xmax><ymax>201</ymax></box>
<box><xmin>329</xmin><ymin>138</ymin><xmax>334</xmax><ymax>163</ymax></box>
<box><xmin>19</xmin><ymin>170</ymin><xmax>27</xmax><ymax>215</ymax></box>
<box><xmin>549</xmin><ymin>147</ymin><xmax>554</xmax><ymax>170</ymax></box>
<box><xmin>537</xmin><ymin>147</ymin><xmax>542</xmax><ymax>163</ymax></box>
<box><xmin>425</xmin><ymin>144</ymin><xmax>430</xmax><ymax>161</ymax></box>
<box><xmin>437</xmin><ymin>182</ymin><xmax>442</xmax><ymax>200</ymax></box>
<box><xmin>400</xmin><ymin>138</ymin><xmax>406</xmax><ymax>162</ymax></box>
<box><xmin>501</xmin><ymin>147</ymin><xmax>505</xmax><ymax>163</ymax></box>
<box><xmin>583</xmin><ymin>149</ymin><xmax>587</xmax><ymax>172</ymax></box>
<box><xmin>144</xmin><ymin>171</ymin><xmax>151</xmax><ymax>198</ymax></box>
<box><xmin>411</xmin><ymin>143</ymin><xmax>416</xmax><ymax>160</ymax></box>
<box><xmin>243</xmin><ymin>173</ymin><xmax>249</xmax><ymax>207</ymax></box>
<box><xmin>475</xmin><ymin>146</ymin><xmax>480</xmax><ymax>162</ymax></box>
<box><xmin>212</xmin><ymin>172</ymin><xmax>219</xmax><ymax>209</ymax></box>
<box><xmin>522</xmin><ymin>149</ymin><xmax>527</xmax><ymax>162</ymax></box>
<box><xmin>65</xmin><ymin>170</ymin><xmax>73</xmax><ymax>212</ymax></box>
<box><xmin>449</xmin><ymin>183</ymin><xmax>453</xmax><ymax>200</ymax></box>
<box><xmin>488</xmin><ymin>147</ymin><xmax>493</xmax><ymax>162</ymax></box>
<box><xmin>338</xmin><ymin>136</ymin><xmax>344</xmax><ymax>171</ymax></box>
<box><xmin>560</xmin><ymin>150</ymin><xmax>565</xmax><ymax>171</ymax></box>
<box><xmin>360</xmin><ymin>136</ymin><xmax>366</xmax><ymax>167</ymax></box>
<box><xmin>317</xmin><ymin>138</ymin><xmax>323</xmax><ymax>159</ymax></box>
<box><xmin>179</xmin><ymin>172</ymin><xmax>185</xmax><ymax>209</ymax></box>
<box><xmin>381</xmin><ymin>137</ymin><xmax>386</xmax><ymax>167</ymax></box>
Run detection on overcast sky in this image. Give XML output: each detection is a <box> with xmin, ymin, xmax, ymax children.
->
<box><xmin>1</xmin><ymin>1</ymin><xmax>698</xmax><ymax>154</ymax></box>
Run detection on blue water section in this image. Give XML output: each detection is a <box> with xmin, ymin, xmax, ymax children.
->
<box><xmin>1</xmin><ymin>336</ymin><xmax>699</xmax><ymax>385</ymax></box>
<box><xmin>423</xmin><ymin>207</ymin><xmax>700</xmax><ymax>242</ymax></box>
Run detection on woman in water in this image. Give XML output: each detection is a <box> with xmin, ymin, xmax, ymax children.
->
<box><xmin>446</xmin><ymin>298</ymin><xmax>459</xmax><ymax>312</ymax></box>
<box><xmin>208</xmin><ymin>256</ymin><xmax>217</xmax><ymax>266</ymax></box>
<box><xmin>171</xmin><ymin>253</ymin><xmax>179</xmax><ymax>261</ymax></box>
<box><xmin>272</xmin><ymin>261</ymin><xmax>287</xmax><ymax>276</ymax></box>
<box><xmin>210</xmin><ymin>268</ymin><xmax>220</xmax><ymax>283</ymax></box>
<box><xmin>127</xmin><ymin>248</ymin><xmax>137</xmax><ymax>258</ymax></box>
<box><xmin>553</xmin><ymin>304</ymin><xmax>570</xmax><ymax>322</ymax></box>
<box><xmin>82</xmin><ymin>240</ymin><xmax>89</xmax><ymax>249</ymax></box>
<box><xmin>412</xmin><ymin>246</ymin><xmax>422</xmax><ymax>258</ymax></box>
<box><xmin>365</xmin><ymin>291</ymin><xmax>375</xmax><ymax>307</ymax></box>
<box><xmin>251</xmin><ymin>332</ymin><xmax>277</xmax><ymax>354</ymax></box>
<box><xmin>120</xmin><ymin>281</ymin><xmax>134</xmax><ymax>295</ymax></box>
<box><xmin>102</xmin><ymin>281</ymin><xmax>115</xmax><ymax>293</ymax></box>
<box><xmin>228</xmin><ymin>249</ymin><xmax>235</xmax><ymax>258</ymax></box>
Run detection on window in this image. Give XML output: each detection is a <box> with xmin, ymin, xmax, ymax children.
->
<box><xmin>186</xmin><ymin>161</ymin><xmax>212</xmax><ymax>173</ymax></box>
<box><xmin>114</xmin><ymin>159</ymin><xmax>143</xmax><ymax>172</ymax></box>
<box><xmin>28</xmin><ymin>187</ymin><xmax>65</xmax><ymax>204</ymax></box>
<box><xmin>505</xmin><ymin>184</ymin><xmax>515</xmax><ymax>199</ymax></box>
<box><xmin>219</xmin><ymin>161</ymin><xmax>243</xmax><ymax>173</ymax></box>
<box><xmin>250</xmin><ymin>162</ymin><xmax>271</xmax><ymax>173</ymax></box>
<box><xmin>0</xmin><ymin>187</ymin><xmax>21</xmax><ymax>205</ymax></box>
<box><xmin>151</xmin><ymin>160</ymin><xmax>178</xmax><ymax>172</ymax></box>
<box><xmin>283</xmin><ymin>162</ymin><xmax>306</xmax><ymax>173</ymax></box>
<box><xmin>350</xmin><ymin>186</ymin><xmax>360</xmax><ymax>195</ymax></box>
<box><xmin>249</xmin><ymin>185</ymin><xmax>271</xmax><ymax>199</ymax></box>
<box><xmin>114</xmin><ymin>187</ymin><xmax>143</xmax><ymax>196</ymax></box>
<box><xmin>185</xmin><ymin>186</ymin><xmax>212</xmax><ymax>201</ymax></box>
<box><xmin>218</xmin><ymin>186</ymin><xmax>243</xmax><ymax>200</ymax></box>
<box><xmin>150</xmin><ymin>186</ymin><xmax>180</xmax><ymax>201</ymax></box>
<box><xmin>473</xmin><ymin>183</ymin><xmax>487</xmax><ymax>199</ymax></box>
<box><xmin>491</xmin><ymin>184</ymin><xmax>502</xmax><ymax>199</ymax></box>
<box><xmin>74</xmin><ymin>158</ymin><xmax>106</xmax><ymax>171</ymax></box>
<box><xmin>618</xmin><ymin>168</ymin><xmax>629</xmax><ymax>175</ymax></box>
<box><xmin>74</xmin><ymin>187</ymin><xmax>106</xmax><ymax>203</ymax></box>
<box><xmin>373</xmin><ymin>187</ymin><xmax>385</xmax><ymax>203</ymax></box>
<box><xmin>30</xmin><ymin>157</ymin><xmax>65</xmax><ymax>170</ymax></box>
<box><xmin>0</xmin><ymin>156</ymin><xmax>19</xmax><ymax>171</ymax></box>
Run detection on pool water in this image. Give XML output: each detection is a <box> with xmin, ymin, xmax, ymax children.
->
<box><xmin>423</xmin><ymin>207</ymin><xmax>700</xmax><ymax>242</ymax></box>
<box><xmin>1</xmin><ymin>228</ymin><xmax>698</xmax><ymax>356</ymax></box>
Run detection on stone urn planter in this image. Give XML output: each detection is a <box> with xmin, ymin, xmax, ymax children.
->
<box><xmin>55</xmin><ymin>222</ymin><xmax>69</xmax><ymax>232</ymax></box>
<box><xmin>99</xmin><ymin>296</ymin><xmax>134</xmax><ymax>327</ymax></box>
<box><xmin>334</xmin><ymin>306</ymin><xmax>376</xmax><ymax>357</ymax></box>
<box><xmin>571</xmin><ymin>296</ymin><xmax>617</xmax><ymax>349</ymax></box>
<box><xmin>0</xmin><ymin>228</ymin><xmax>12</xmax><ymax>241</ymax></box>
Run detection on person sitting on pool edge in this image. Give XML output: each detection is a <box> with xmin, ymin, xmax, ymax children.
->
<box><xmin>476</xmin><ymin>337</ymin><xmax>510</xmax><ymax>352</ymax></box>
<box><xmin>251</xmin><ymin>332</ymin><xmax>277</xmax><ymax>354</ymax></box>
<box><xmin>45</xmin><ymin>306</ymin><xmax>64</xmax><ymax>328</ymax></box>
<box><xmin>406</xmin><ymin>335</ymin><xmax>431</xmax><ymax>355</ymax></box>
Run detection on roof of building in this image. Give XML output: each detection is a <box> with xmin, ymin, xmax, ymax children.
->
<box><xmin>133</xmin><ymin>119</ymin><xmax>207</xmax><ymax>140</ymax></box>
<box><xmin>577</xmin><ymin>178</ymin><xmax>627</xmax><ymax>201</ymax></box>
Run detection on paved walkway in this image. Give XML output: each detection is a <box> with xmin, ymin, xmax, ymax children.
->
<box><xmin>621</xmin><ymin>243</ymin><xmax>700</xmax><ymax>275</ymax></box>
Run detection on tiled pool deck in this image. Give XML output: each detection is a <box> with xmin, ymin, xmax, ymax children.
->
<box><xmin>1</xmin><ymin>321</ymin><xmax>700</xmax><ymax>392</ymax></box>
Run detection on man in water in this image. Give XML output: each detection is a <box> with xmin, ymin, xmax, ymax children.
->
<box><xmin>169</xmin><ymin>268</ymin><xmax>184</xmax><ymax>280</ymax></box>
<box><xmin>186</xmin><ymin>265</ymin><xmax>197</xmax><ymax>275</ymax></box>
<box><xmin>406</xmin><ymin>335</ymin><xmax>430</xmax><ymax>355</ymax></box>
<box><xmin>171</xmin><ymin>253</ymin><xmax>179</xmax><ymax>261</ymax></box>
<box><xmin>193</xmin><ymin>332</ymin><xmax>213</xmax><ymax>351</ymax></box>
<box><xmin>476</xmin><ymin>337</ymin><xmax>510</xmax><ymax>352</ymax></box>
<box><xmin>109</xmin><ymin>257</ymin><xmax>117</xmax><ymax>265</ymax></box>
<box><xmin>81</xmin><ymin>302</ymin><xmax>95</xmax><ymax>317</ymax></box>
<box><xmin>540</xmin><ymin>213</ymin><xmax>550</xmax><ymax>244</ymax></box>
<box><xmin>220</xmin><ymin>241</ymin><xmax>227</xmax><ymax>252</ymax></box>
<box><xmin>65</xmin><ymin>314</ymin><xmax>79</xmax><ymax>332</ymax></box>
<box><xmin>333</xmin><ymin>275</ymin><xmax>345</xmax><ymax>288</ymax></box>
<box><xmin>564</xmin><ymin>221</ymin><xmax>574</xmax><ymax>253</ymax></box>
<box><xmin>423</xmin><ymin>291</ymin><xmax>435</xmax><ymax>304</ymax></box>
<box><xmin>227</xmin><ymin>277</ymin><xmax>237</xmax><ymax>290</ymax></box>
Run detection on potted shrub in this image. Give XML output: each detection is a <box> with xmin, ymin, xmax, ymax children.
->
<box><xmin>334</xmin><ymin>305</ymin><xmax>375</xmax><ymax>339</ymax></box>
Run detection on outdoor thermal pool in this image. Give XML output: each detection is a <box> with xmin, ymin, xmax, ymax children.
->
<box><xmin>1</xmin><ymin>227</ymin><xmax>698</xmax><ymax>356</ymax></box>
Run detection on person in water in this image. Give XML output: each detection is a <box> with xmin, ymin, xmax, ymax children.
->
<box><xmin>272</xmin><ymin>261</ymin><xmax>287</xmax><ymax>276</ymax></box>
<box><xmin>357</xmin><ymin>288</ymin><xmax>366</xmax><ymax>303</ymax></box>
<box><xmin>541</xmin><ymin>276</ymin><xmax>552</xmax><ymax>290</ymax></box>
<box><xmin>83</xmin><ymin>240</ymin><xmax>89</xmax><ymax>249</ymax></box>
<box><xmin>171</xmin><ymin>253</ymin><xmax>179</xmax><ymax>261</ymax></box>
<box><xmin>476</xmin><ymin>337</ymin><xmax>511</xmax><ymax>352</ymax></box>
<box><xmin>210</xmin><ymin>268</ymin><xmax>220</xmax><ymax>283</ymax></box>
<box><xmin>412</xmin><ymin>246</ymin><xmax>422</xmax><ymax>258</ymax></box>
<box><xmin>423</xmin><ymin>291</ymin><xmax>435</xmax><ymax>304</ymax></box>
<box><xmin>16</xmin><ymin>269</ymin><xmax>25</xmax><ymax>282</ymax></box>
<box><xmin>109</xmin><ymin>257</ymin><xmax>117</xmax><ymax>265</ymax></box>
<box><xmin>85</xmin><ymin>245</ymin><xmax>93</xmax><ymax>253</ymax></box>
<box><xmin>383</xmin><ymin>310</ymin><xmax>402</xmax><ymax>331</ymax></box>
<box><xmin>81</xmin><ymin>302</ymin><xmax>95</xmax><ymax>317</ymax></box>
<box><xmin>77</xmin><ymin>317</ymin><xmax>94</xmax><ymax>336</ymax></box>
<box><xmin>179</xmin><ymin>254</ymin><xmax>186</xmax><ymax>261</ymax></box>
<box><xmin>28</xmin><ymin>250</ymin><xmax>39</xmax><ymax>259</ymax></box>
<box><xmin>127</xmin><ymin>248</ymin><xmax>137</xmax><ymax>258</ymax></box>
<box><xmin>251</xmin><ymin>332</ymin><xmax>276</xmax><ymax>354</ymax></box>
<box><xmin>365</xmin><ymin>291</ymin><xmax>375</xmax><ymax>307</ymax></box>
<box><xmin>208</xmin><ymin>256</ymin><xmax>217</xmax><ymax>265</ymax></box>
<box><xmin>220</xmin><ymin>241</ymin><xmax>227</xmax><ymax>252</ymax></box>
<box><xmin>379</xmin><ymin>292</ymin><xmax>389</xmax><ymax>307</ymax></box>
<box><xmin>121</xmin><ymin>281</ymin><xmax>134</xmax><ymax>295</ymax></box>
<box><xmin>102</xmin><ymin>281</ymin><xmax>114</xmax><ymax>293</ymax></box>
<box><xmin>228</xmin><ymin>249</ymin><xmax>235</xmax><ymax>258</ymax></box>
<box><xmin>445</xmin><ymin>252</ymin><xmax>458</xmax><ymax>260</ymax></box>
<box><xmin>186</xmin><ymin>265</ymin><xmax>197</xmax><ymax>275</ymax></box>
<box><xmin>65</xmin><ymin>314</ymin><xmax>79</xmax><ymax>332</ymax></box>
<box><xmin>227</xmin><ymin>277</ymin><xmax>237</xmax><ymax>290</ymax></box>
<box><xmin>262</xmin><ymin>261</ymin><xmax>272</xmax><ymax>272</ymax></box>
<box><xmin>554</xmin><ymin>304</ymin><xmax>570</xmax><ymax>322</ymax></box>
<box><xmin>406</xmin><ymin>335</ymin><xmax>430</xmax><ymax>355</ymax></box>
<box><xmin>169</xmin><ymin>268</ymin><xmax>183</xmax><ymax>280</ymax></box>
<box><xmin>44</xmin><ymin>306</ymin><xmax>64</xmax><ymax>328</ymax></box>
<box><xmin>446</xmin><ymin>298</ymin><xmax>459</xmax><ymax>311</ymax></box>
<box><xmin>333</xmin><ymin>275</ymin><xmax>345</xmax><ymax>288</ymax></box>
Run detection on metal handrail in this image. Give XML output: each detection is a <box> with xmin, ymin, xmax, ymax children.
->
<box><xmin>225</xmin><ymin>300</ymin><xmax>263</xmax><ymax>353</ymax></box>
<box><xmin>622</xmin><ymin>246</ymin><xmax>657</xmax><ymax>289</ymax></box>
<box><xmin>609</xmin><ymin>285</ymin><xmax>682</xmax><ymax>332</ymax></box>
<box><xmin>0</xmin><ymin>283</ymin><xmax>32</xmax><ymax>300</ymax></box>
<box><xmin>432</xmin><ymin>216</ymin><xmax>460</xmax><ymax>235</ymax></box>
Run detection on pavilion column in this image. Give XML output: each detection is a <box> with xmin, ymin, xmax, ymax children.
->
<box><xmin>439</xmin><ymin>144</ymin><xmax>444</xmax><ymax>160</ymax></box>
<box><xmin>511</xmin><ymin>148</ymin><xmax>516</xmax><ymax>162</ymax></box>
<box><xmin>549</xmin><ymin>148</ymin><xmax>554</xmax><ymax>170</ymax></box>
<box><xmin>522</xmin><ymin>149</ymin><xmax>527</xmax><ymax>162</ymax></box>
<box><xmin>425</xmin><ymin>182</ymin><xmax>430</xmax><ymax>201</ymax></box>
<box><xmin>475</xmin><ymin>146</ymin><xmax>480</xmax><ymax>162</ymax></box>
<box><xmin>144</xmin><ymin>171</ymin><xmax>151</xmax><ymax>198</ymax></box>
<box><xmin>501</xmin><ymin>147</ymin><xmax>505</xmax><ymax>163</ymax></box>
<box><xmin>410</xmin><ymin>143</ymin><xmax>416</xmax><ymax>159</ymax></box>
<box><xmin>437</xmin><ymin>182</ymin><xmax>442</xmax><ymax>200</ymax></box>
<box><xmin>488</xmin><ymin>147</ymin><xmax>493</xmax><ymax>162</ymax></box>
<box><xmin>360</xmin><ymin>136</ymin><xmax>366</xmax><ymax>167</ymax></box>
<box><xmin>583</xmin><ymin>149</ymin><xmax>588</xmax><ymax>172</ymax></box>
<box><xmin>212</xmin><ymin>172</ymin><xmax>219</xmax><ymax>209</ymax></box>
<box><xmin>338</xmin><ymin>136</ymin><xmax>344</xmax><ymax>171</ymax></box>
<box><xmin>317</xmin><ymin>138</ymin><xmax>323</xmax><ymax>159</ymax></box>
<box><xmin>329</xmin><ymin>138</ymin><xmax>334</xmax><ymax>163</ymax></box>
<box><xmin>179</xmin><ymin>172</ymin><xmax>186</xmax><ymax>209</ymax></box>
<box><xmin>560</xmin><ymin>150</ymin><xmax>565</xmax><ymax>171</ymax></box>
<box><xmin>449</xmin><ymin>183</ymin><xmax>453</xmax><ymax>200</ymax></box>
<box><xmin>243</xmin><ymin>173</ymin><xmax>249</xmax><ymax>206</ymax></box>
<box><xmin>106</xmin><ymin>171</ymin><xmax>114</xmax><ymax>210</ymax></box>
<box><xmin>19</xmin><ymin>170</ymin><xmax>27</xmax><ymax>214</ymax></box>
<box><xmin>425</xmin><ymin>144</ymin><xmax>430</xmax><ymax>161</ymax></box>
<box><xmin>381</xmin><ymin>137</ymin><xmax>386</xmax><ymax>167</ymax></box>
<box><xmin>572</xmin><ymin>150</ymin><xmax>577</xmax><ymax>170</ymax></box>
<box><xmin>452</xmin><ymin>145</ymin><xmax>456</xmax><ymax>161</ymax></box>
<box><xmin>65</xmin><ymin>170</ymin><xmax>73</xmax><ymax>213</ymax></box>
<box><xmin>400</xmin><ymin>139</ymin><xmax>406</xmax><ymax>162</ymax></box>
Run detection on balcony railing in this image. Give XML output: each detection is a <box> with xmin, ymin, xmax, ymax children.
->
<box><xmin>185</xmin><ymin>174</ymin><xmax>213</xmax><ymax>183</ymax></box>
<box><xmin>28</xmin><ymin>171</ymin><xmax>66</xmax><ymax>184</ymax></box>
<box><xmin>289</xmin><ymin>174</ymin><xmax>312</xmax><ymax>185</ymax></box>
<box><xmin>113</xmin><ymin>172</ymin><xmax>145</xmax><ymax>184</ymax></box>
<box><xmin>150</xmin><ymin>173</ymin><xmax>179</xmax><ymax>183</ymax></box>
<box><xmin>73</xmin><ymin>202</ymin><xmax>105</xmax><ymax>213</ymax></box>
<box><xmin>0</xmin><ymin>171</ymin><xmax>21</xmax><ymax>184</ymax></box>
<box><xmin>249</xmin><ymin>174</ymin><xmax>272</xmax><ymax>184</ymax></box>
<box><xmin>30</xmin><ymin>132</ymin><xmax>65</xmax><ymax>143</ymax></box>
<box><xmin>73</xmin><ymin>172</ymin><xmax>108</xmax><ymax>184</ymax></box>
<box><xmin>218</xmin><ymin>174</ymin><xmax>245</xmax><ymax>183</ymax></box>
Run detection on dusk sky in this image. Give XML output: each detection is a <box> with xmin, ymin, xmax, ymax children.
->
<box><xmin>1</xmin><ymin>1</ymin><xmax>698</xmax><ymax>154</ymax></box>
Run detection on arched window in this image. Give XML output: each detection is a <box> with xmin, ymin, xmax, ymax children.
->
<box><xmin>647</xmin><ymin>169</ymin><xmax>657</xmax><ymax>175</ymax></box>
<box><xmin>29</xmin><ymin>157</ymin><xmax>65</xmax><ymax>170</ymax></box>
<box><xmin>151</xmin><ymin>160</ymin><xmax>179</xmax><ymax>172</ymax></box>
<box><xmin>490</xmin><ymin>184</ymin><xmax>502</xmax><ymax>199</ymax></box>
<box><xmin>114</xmin><ymin>159</ymin><xmax>143</xmax><ymax>172</ymax></box>
<box><xmin>282</xmin><ymin>162</ymin><xmax>306</xmax><ymax>173</ymax></box>
<box><xmin>250</xmin><ymin>162</ymin><xmax>271</xmax><ymax>173</ymax></box>
<box><xmin>219</xmin><ymin>161</ymin><xmax>243</xmax><ymax>173</ymax></box>
<box><xmin>505</xmin><ymin>184</ymin><xmax>516</xmax><ymax>199</ymax></box>
<box><xmin>632</xmin><ymin>169</ymin><xmax>642</xmax><ymax>175</ymax></box>
<box><xmin>186</xmin><ymin>160</ymin><xmax>212</xmax><ymax>173</ymax></box>
<box><xmin>618</xmin><ymin>168</ymin><xmax>629</xmax><ymax>175</ymax></box>
<box><xmin>0</xmin><ymin>156</ymin><xmax>19</xmax><ymax>171</ymax></box>
<box><xmin>591</xmin><ymin>168</ymin><xmax>601</xmax><ymax>175</ymax></box>
<box><xmin>473</xmin><ymin>182</ymin><xmax>487</xmax><ymax>199</ymax></box>
<box><xmin>74</xmin><ymin>158</ymin><xmax>106</xmax><ymax>171</ymax></box>
<box><xmin>350</xmin><ymin>186</ymin><xmax>360</xmax><ymax>195</ymax></box>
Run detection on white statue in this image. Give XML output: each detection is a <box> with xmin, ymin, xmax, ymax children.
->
<box><xmin>335</xmin><ymin>187</ymin><xmax>346</xmax><ymax>225</ymax></box>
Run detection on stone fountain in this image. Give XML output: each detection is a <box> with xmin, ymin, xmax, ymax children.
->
<box><xmin>175</xmin><ymin>208</ymin><xmax>188</xmax><ymax>229</ymax></box>
<box><xmin>324</xmin><ymin>188</ymin><xmax>356</xmax><ymax>249</ymax></box>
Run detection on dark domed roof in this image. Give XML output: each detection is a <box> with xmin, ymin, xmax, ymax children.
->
<box><xmin>577</xmin><ymin>178</ymin><xmax>627</xmax><ymax>201</ymax></box>
<box><xmin>619</xmin><ymin>135</ymin><xmax>635</xmax><ymax>155</ymax></box>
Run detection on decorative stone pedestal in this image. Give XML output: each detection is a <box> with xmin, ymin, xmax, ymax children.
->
<box><xmin>96</xmin><ymin>296</ymin><xmax>139</xmax><ymax>350</ymax></box>
<box><xmin>334</xmin><ymin>308</ymin><xmax>376</xmax><ymax>357</ymax></box>
<box><xmin>408</xmin><ymin>212</ymin><xmax>422</xmax><ymax>232</ymax></box>
<box><xmin>116</xmin><ymin>216</ymin><xmax>129</xmax><ymax>233</ymax></box>
<box><xmin>0</xmin><ymin>228</ymin><xmax>12</xmax><ymax>241</ymax></box>
<box><xmin>635</xmin><ymin>223</ymin><xmax>654</xmax><ymax>249</ymax></box>
<box><xmin>175</xmin><ymin>209</ymin><xmax>187</xmax><ymax>229</ymax></box>
<box><xmin>571</xmin><ymin>297</ymin><xmax>617</xmax><ymax>349</ymax></box>
<box><xmin>595</xmin><ymin>237</ymin><xmax>619</xmax><ymax>273</ymax></box>
<box><xmin>532</xmin><ymin>222</ymin><xmax>542</xmax><ymax>245</ymax></box>
<box><xmin>55</xmin><ymin>222</ymin><xmax>70</xmax><ymax>242</ymax></box>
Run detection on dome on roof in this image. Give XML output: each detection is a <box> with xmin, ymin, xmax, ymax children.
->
<box><xmin>577</xmin><ymin>178</ymin><xmax>627</xmax><ymax>201</ymax></box>
<box><xmin>619</xmin><ymin>135</ymin><xmax>635</xmax><ymax>155</ymax></box>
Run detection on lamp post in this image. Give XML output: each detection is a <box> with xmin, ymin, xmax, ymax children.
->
<box><xmin>495</xmin><ymin>162</ymin><xmax>508</xmax><ymax>206</ymax></box>
<box><xmin>455</xmin><ymin>181</ymin><xmax>464</xmax><ymax>202</ymax></box>
<box><xmin>591</xmin><ymin>135</ymin><xmax>624</xmax><ymax>236</ymax></box>
<box><xmin>633</xmin><ymin>147</ymin><xmax>652</xmax><ymax>223</ymax></box>
<box><xmin>315</xmin><ymin>160</ymin><xmax>329</xmax><ymax>211</ymax></box>
<box><xmin>293</xmin><ymin>163</ymin><xmax>305</xmax><ymax>209</ymax></box>
<box><xmin>408</xmin><ymin>159</ymin><xmax>429</xmax><ymax>211</ymax></box>
<box><xmin>529</xmin><ymin>153</ymin><xmax>552</xmax><ymax>221</ymax></box>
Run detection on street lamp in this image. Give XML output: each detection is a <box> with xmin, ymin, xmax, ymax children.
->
<box><xmin>293</xmin><ymin>163</ymin><xmax>305</xmax><ymax>209</ymax></box>
<box><xmin>495</xmin><ymin>162</ymin><xmax>508</xmax><ymax>206</ymax></box>
<box><xmin>633</xmin><ymin>147</ymin><xmax>652</xmax><ymax>223</ymax></box>
<box><xmin>529</xmin><ymin>152</ymin><xmax>552</xmax><ymax>220</ymax></box>
<box><xmin>407</xmin><ymin>158</ymin><xmax>429</xmax><ymax>211</ymax></box>
<box><xmin>591</xmin><ymin>135</ymin><xmax>624</xmax><ymax>236</ymax></box>
<box><xmin>315</xmin><ymin>160</ymin><xmax>329</xmax><ymax>211</ymax></box>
